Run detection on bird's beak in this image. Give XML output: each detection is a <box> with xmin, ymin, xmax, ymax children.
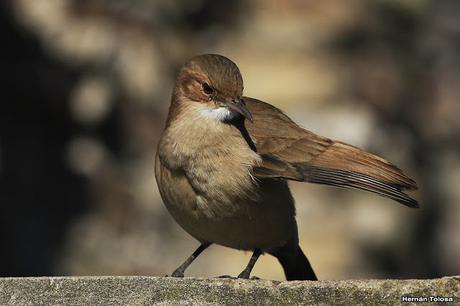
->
<box><xmin>225</xmin><ymin>98</ymin><xmax>253</xmax><ymax>122</ymax></box>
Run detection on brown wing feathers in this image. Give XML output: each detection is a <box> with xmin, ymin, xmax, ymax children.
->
<box><xmin>309</xmin><ymin>142</ymin><xmax>417</xmax><ymax>189</ymax></box>
<box><xmin>244</xmin><ymin>97</ymin><xmax>418</xmax><ymax>208</ymax></box>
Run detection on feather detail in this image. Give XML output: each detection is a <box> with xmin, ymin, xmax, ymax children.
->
<box><xmin>294</xmin><ymin>165</ymin><xmax>418</xmax><ymax>208</ymax></box>
<box><xmin>243</xmin><ymin>97</ymin><xmax>418</xmax><ymax>207</ymax></box>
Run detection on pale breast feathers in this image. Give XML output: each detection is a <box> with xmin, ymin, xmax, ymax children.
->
<box><xmin>158</xmin><ymin>102</ymin><xmax>262</xmax><ymax>212</ymax></box>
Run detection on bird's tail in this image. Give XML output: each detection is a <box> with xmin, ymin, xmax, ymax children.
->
<box><xmin>272</xmin><ymin>244</ymin><xmax>317</xmax><ymax>281</ymax></box>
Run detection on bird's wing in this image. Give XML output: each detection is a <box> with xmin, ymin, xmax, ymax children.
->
<box><xmin>243</xmin><ymin>97</ymin><xmax>418</xmax><ymax>208</ymax></box>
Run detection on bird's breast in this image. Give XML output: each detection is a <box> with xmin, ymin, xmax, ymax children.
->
<box><xmin>158</xmin><ymin>113</ymin><xmax>262</xmax><ymax>214</ymax></box>
<box><xmin>155</xmin><ymin>111</ymin><xmax>297</xmax><ymax>249</ymax></box>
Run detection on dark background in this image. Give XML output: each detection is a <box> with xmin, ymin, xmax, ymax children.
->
<box><xmin>1</xmin><ymin>0</ymin><xmax>459</xmax><ymax>280</ymax></box>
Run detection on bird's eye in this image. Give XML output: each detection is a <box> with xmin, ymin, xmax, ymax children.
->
<box><xmin>202</xmin><ymin>83</ymin><xmax>213</xmax><ymax>95</ymax></box>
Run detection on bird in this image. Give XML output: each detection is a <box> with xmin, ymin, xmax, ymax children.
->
<box><xmin>155</xmin><ymin>54</ymin><xmax>418</xmax><ymax>281</ymax></box>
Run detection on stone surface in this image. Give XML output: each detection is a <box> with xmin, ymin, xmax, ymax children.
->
<box><xmin>0</xmin><ymin>276</ymin><xmax>458</xmax><ymax>305</ymax></box>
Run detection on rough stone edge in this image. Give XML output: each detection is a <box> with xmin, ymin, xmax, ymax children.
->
<box><xmin>0</xmin><ymin>276</ymin><xmax>458</xmax><ymax>305</ymax></box>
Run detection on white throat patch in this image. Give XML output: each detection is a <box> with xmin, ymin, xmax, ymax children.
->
<box><xmin>198</xmin><ymin>106</ymin><xmax>236</xmax><ymax>122</ymax></box>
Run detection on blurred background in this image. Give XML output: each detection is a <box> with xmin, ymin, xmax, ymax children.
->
<box><xmin>1</xmin><ymin>0</ymin><xmax>459</xmax><ymax>280</ymax></box>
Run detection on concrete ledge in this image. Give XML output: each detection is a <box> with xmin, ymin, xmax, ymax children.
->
<box><xmin>0</xmin><ymin>276</ymin><xmax>458</xmax><ymax>305</ymax></box>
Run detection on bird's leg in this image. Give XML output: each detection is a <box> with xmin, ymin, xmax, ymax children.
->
<box><xmin>238</xmin><ymin>249</ymin><xmax>262</xmax><ymax>279</ymax></box>
<box><xmin>171</xmin><ymin>242</ymin><xmax>210</xmax><ymax>277</ymax></box>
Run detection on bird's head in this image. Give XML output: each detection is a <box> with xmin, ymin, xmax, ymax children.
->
<box><xmin>174</xmin><ymin>54</ymin><xmax>252</xmax><ymax>122</ymax></box>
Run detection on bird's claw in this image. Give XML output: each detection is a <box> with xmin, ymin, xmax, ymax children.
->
<box><xmin>171</xmin><ymin>270</ymin><xmax>184</xmax><ymax>277</ymax></box>
<box><xmin>217</xmin><ymin>275</ymin><xmax>236</xmax><ymax>279</ymax></box>
<box><xmin>237</xmin><ymin>271</ymin><xmax>250</xmax><ymax>279</ymax></box>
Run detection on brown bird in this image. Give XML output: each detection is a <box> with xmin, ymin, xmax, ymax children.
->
<box><xmin>155</xmin><ymin>54</ymin><xmax>418</xmax><ymax>281</ymax></box>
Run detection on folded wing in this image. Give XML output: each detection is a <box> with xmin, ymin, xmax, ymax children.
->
<box><xmin>243</xmin><ymin>97</ymin><xmax>418</xmax><ymax>208</ymax></box>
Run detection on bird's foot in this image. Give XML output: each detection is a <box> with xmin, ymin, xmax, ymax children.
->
<box><xmin>217</xmin><ymin>275</ymin><xmax>236</xmax><ymax>279</ymax></box>
<box><xmin>250</xmin><ymin>276</ymin><xmax>260</xmax><ymax>280</ymax></box>
<box><xmin>237</xmin><ymin>270</ymin><xmax>251</xmax><ymax>279</ymax></box>
<box><xmin>171</xmin><ymin>270</ymin><xmax>184</xmax><ymax>277</ymax></box>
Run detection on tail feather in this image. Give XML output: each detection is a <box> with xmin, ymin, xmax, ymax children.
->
<box><xmin>273</xmin><ymin>245</ymin><xmax>317</xmax><ymax>281</ymax></box>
